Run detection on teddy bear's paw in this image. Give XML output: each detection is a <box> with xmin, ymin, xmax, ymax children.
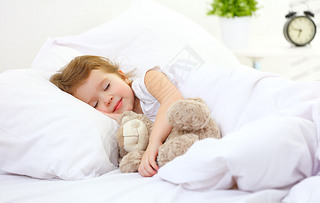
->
<box><xmin>167</xmin><ymin>98</ymin><xmax>210</xmax><ymax>131</ymax></box>
<box><xmin>120</xmin><ymin>151</ymin><xmax>144</xmax><ymax>173</ymax></box>
<box><xmin>157</xmin><ymin>134</ymin><xmax>198</xmax><ymax>167</ymax></box>
<box><xmin>123</xmin><ymin>119</ymin><xmax>149</xmax><ymax>152</ymax></box>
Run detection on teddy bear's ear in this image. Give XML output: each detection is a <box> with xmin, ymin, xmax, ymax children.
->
<box><xmin>117</xmin><ymin>111</ymin><xmax>144</xmax><ymax>125</ymax></box>
<box><xmin>117</xmin><ymin>111</ymin><xmax>132</xmax><ymax>125</ymax></box>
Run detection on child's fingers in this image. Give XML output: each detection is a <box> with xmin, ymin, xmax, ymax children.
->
<box><xmin>150</xmin><ymin>160</ymin><xmax>159</xmax><ymax>171</ymax></box>
<box><xmin>139</xmin><ymin>154</ymin><xmax>158</xmax><ymax>177</ymax></box>
<box><xmin>139</xmin><ymin>164</ymin><xmax>152</xmax><ymax>177</ymax></box>
<box><xmin>142</xmin><ymin>165</ymin><xmax>156</xmax><ymax>177</ymax></box>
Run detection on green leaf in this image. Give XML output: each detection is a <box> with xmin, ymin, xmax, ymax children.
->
<box><xmin>207</xmin><ymin>0</ymin><xmax>260</xmax><ymax>17</ymax></box>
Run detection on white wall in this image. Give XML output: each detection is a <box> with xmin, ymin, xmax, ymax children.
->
<box><xmin>0</xmin><ymin>0</ymin><xmax>131</xmax><ymax>71</ymax></box>
<box><xmin>1</xmin><ymin>0</ymin><xmax>319</xmax><ymax>80</ymax></box>
<box><xmin>157</xmin><ymin>0</ymin><xmax>290</xmax><ymax>40</ymax></box>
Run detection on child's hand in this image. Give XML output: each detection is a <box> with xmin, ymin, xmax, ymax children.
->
<box><xmin>138</xmin><ymin>142</ymin><xmax>160</xmax><ymax>177</ymax></box>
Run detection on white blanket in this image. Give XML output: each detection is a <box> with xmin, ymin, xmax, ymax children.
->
<box><xmin>157</xmin><ymin>64</ymin><xmax>320</xmax><ymax>195</ymax></box>
<box><xmin>157</xmin><ymin>117</ymin><xmax>318</xmax><ymax>191</ymax></box>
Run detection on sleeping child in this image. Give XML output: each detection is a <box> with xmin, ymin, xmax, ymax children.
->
<box><xmin>50</xmin><ymin>55</ymin><xmax>183</xmax><ymax>177</ymax></box>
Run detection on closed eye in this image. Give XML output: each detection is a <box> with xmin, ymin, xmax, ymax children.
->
<box><xmin>94</xmin><ymin>83</ymin><xmax>108</xmax><ymax>108</ymax></box>
<box><xmin>104</xmin><ymin>83</ymin><xmax>109</xmax><ymax>91</ymax></box>
<box><xmin>93</xmin><ymin>101</ymin><xmax>98</xmax><ymax>108</ymax></box>
<box><xmin>93</xmin><ymin>82</ymin><xmax>109</xmax><ymax>108</ymax></box>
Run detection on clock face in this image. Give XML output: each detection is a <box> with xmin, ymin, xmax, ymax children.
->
<box><xmin>286</xmin><ymin>16</ymin><xmax>316</xmax><ymax>46</ymax></box>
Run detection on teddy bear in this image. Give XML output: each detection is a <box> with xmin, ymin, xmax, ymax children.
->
<box><xmin>116</xmin><ymin>97</ymin><xmax>221</xmax><ymax>173</ymax></box>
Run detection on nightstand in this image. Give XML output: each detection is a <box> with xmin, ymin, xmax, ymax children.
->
<box><xmin>231</xmin><ymin>35</ymin><xmax>320</xmax><ymax>70</ymax></box>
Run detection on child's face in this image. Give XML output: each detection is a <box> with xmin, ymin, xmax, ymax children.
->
<box><xmin>74</xmin><ymin>69</ymin><xmax>135</xmax><ymax>120</ymax></box>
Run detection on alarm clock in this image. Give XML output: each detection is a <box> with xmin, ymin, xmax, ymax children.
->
<box><xmin>283</xmin><ymin>11</ymin><xmax>317</xmax><ymax>46</ymax></box>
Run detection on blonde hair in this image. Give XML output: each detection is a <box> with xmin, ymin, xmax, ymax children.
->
<box><xmin>50</xmin><ymin>55</ymin><xmax>131</xmax><ymax>95</ymax></box>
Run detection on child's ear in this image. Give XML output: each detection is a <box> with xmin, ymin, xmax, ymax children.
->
<box><xmin>124</xmin><ymin>78</ymin><xmax>131</xmax><ymax>85</ymax></box>
<box><xmin>118</xmin><ymin>70</ymin><xmax>126</xmax><ymax>78</ymax></box>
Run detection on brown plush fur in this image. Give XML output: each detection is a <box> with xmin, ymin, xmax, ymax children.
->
<box><xmin>116</xmin><ymin>98</ymin><xmax>221</xmax><ymax>173</ymax></box>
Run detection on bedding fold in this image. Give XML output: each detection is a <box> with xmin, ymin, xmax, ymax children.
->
<box><xmin>157</xmin><ymin>116</ymin><xmax>318</xmax><ymax>192</ymax></box>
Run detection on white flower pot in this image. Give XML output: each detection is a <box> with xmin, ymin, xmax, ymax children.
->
<box><xmin>220</xmin><ymin>16</ymin><xmax>252</xmax><ymax>49</ymax></box>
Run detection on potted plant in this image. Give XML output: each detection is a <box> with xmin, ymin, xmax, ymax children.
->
<box><xmin>207</xmin><ymin>0</ymin><xmax>260</xmax><ymax>48</ymax></box>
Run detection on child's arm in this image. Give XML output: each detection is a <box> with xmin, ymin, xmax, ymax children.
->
<box><xmin>138</xmin><ymin>69</ymin><xmax>184</xmax><ymax>177</ymax></box>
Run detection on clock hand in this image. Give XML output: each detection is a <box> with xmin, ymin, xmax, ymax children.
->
<box><xmin>292</xmin><ymin>27</ymin><xmax>300</xmax><ymax>31</ymax></box>
<box><xmin>298</xmin><ymin>28</ymin><xmax>302</xmax><ymax>37</ymax></box>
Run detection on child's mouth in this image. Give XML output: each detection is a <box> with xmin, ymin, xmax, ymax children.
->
<box><xmin>114</xmin><ymin>98</ymin><xmax>122</xmax><ymax>112</ymax></box>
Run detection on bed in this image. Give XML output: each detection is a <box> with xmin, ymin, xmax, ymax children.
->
<box><xmin>1</xmin><ymin>0</ymin><xmax>320</xmax><ymax>202</ymax></box>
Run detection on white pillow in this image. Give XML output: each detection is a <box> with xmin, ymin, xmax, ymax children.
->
<box><xmin>0</xmin><ymin>69</ymin><xmax>118</xmax><ymax>180</ymax></box>
<box><xmin>31</xmin><ymin>38</ymin><xmax>83</xmax><ymax>73</ymax></box>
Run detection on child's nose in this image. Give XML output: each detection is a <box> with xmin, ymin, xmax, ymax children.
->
<box><xmin>104</xmin><ymin>95</ymin><xmax>113</xmax><ymax>106</ymax></box>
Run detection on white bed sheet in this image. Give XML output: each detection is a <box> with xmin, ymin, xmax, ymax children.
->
<box><xmin>0</xmin><ymin>170</ymin><xmax>288</xmax><ymax>203</ymax></box>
